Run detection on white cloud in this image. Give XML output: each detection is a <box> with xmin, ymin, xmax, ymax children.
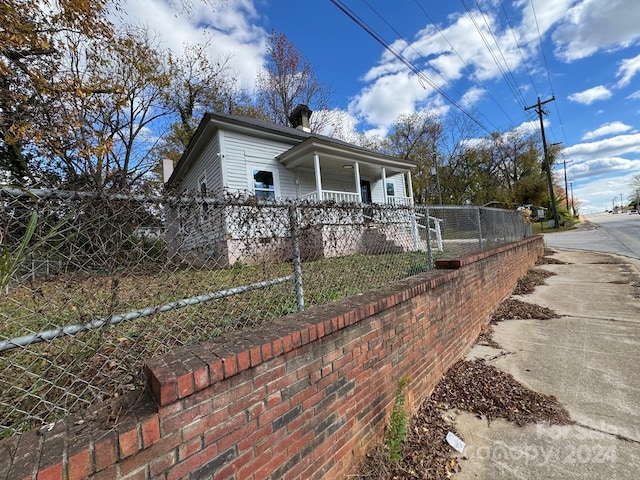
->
<box><xmin>348</xmin><ymin>71</ymin><xmax>439</xmax><ymax>132</ymax></box>
<box><xmin>582</xmin><ymin>121</ymin><xmax>634</xmax><ymax>140</ymax></box>
<box><xmin>551</xmin><ymin>0</ymin><xmax>640</xmax><ymax>61</ymax></box>
<box><xmin>118</xmin><ymin>0</ymin><xmax>267</xmax><ymax>90</ymax></box>
<box><xmin>616</xmin><ymin>53</ymin><xmax>640</xmax><ymax>88</ymax></box>
<box><xmin>570</xmin><ymin>171</ymin><xmax>640</xmax><ymax>212</ymax></box>
<box><xmin>628</xmin><ymin>90</ymin><xmax>640</xmax><ymax>100</ymax></box>
<box><xmin>563</xmin><ymin>132</ymin><xmax>640</xmax><ymax>161</ymax></box>
<box><xmin>567</xmin><ymin>85</ymin><xmax>612</xmax><ymax>105</ymax></box>
<box><xmin>460</xmin><ymin>86</ymin><xmax>485</xmax><ymax>108</ymax></box>
<box><xmin>567</xmin><ymin>157</ymin><xmax>640</xmax><ymax>180</ymax></box>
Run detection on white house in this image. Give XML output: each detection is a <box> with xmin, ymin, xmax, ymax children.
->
<box><xmin>165</xmin><ymin>105</ymin><xmax>422</xmax><ymax>266</ymax></box>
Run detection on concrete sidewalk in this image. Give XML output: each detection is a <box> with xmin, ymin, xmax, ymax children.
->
<box><xmin>451</xmin><ymin>248</ymin><xmax>640</xmax><ymax>479</ymax></box>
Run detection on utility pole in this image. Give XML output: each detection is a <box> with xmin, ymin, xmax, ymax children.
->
<box><xmin>525</xmin><ymin>96</ymin><xmax>559</xmax><ymax>228</ymax></box>
<box><xmin>569</xmin><ymin>182</ymin><xmax>575</xmax><ymax>216</ymax></box>
<box><xmin>562</xmin><ymin>158</ymin><xmax>573</xmax><ymax>212</ymax></box>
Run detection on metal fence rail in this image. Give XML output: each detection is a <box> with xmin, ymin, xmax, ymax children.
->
<box><xmin>0</xmin><ymin>188</ymin><xmax>531</xmax><ymax>437</ymax></box>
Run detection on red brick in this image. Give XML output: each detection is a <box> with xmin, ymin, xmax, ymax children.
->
<box><xmin>261</xmin><ymin>342</ymin><xmax>273</xmax><ymax>361</ymax></box>
<box><xmin>91</xmin><ymin>465</ymin><xmax>118</xmax><ymax>480</ymax></box>
<box><xmin>228</xmin><ymin>388</ymin><xmax>266</xmax><ymax>416</ymax></box>
<box><xmin>282</xmin><ymin>334</ymin><xmax>293</xmax><ymax>353</ymax></box>
<box><xmin>161</xmin><ymin>404</ymin><xmax>206</xmax><ymax>436</ymax></box>
<box><xmin>253</xmin><ymin>449</ymin><xmax>288</xmax><ymax>480</ymax></box>
<box><xmin>237</xmin><ymin>423</ymin><xmax>273</xmax><ymax>451</ymax></box>
<box><xmin>182</xmin><ymin>407</ymin><xmax>228</xmax><ymax>442</ymax></box>
<box><xmin>36</xmin><ymin>462</ymin><xmax>63</xmax><ymax>480</ymax></box>
<box><xmin>166</xmin><ymin>443</ymin><xmax>218</xmax><ymax>480</ymax></box>
<box><xmin>149</xmin><ymin>450</ymin><xmax>176</xmax><ymax>477</ymax></box>
<box><xmin>291</xmin><ymin>331</ymin><xmax>301</xmax><ymax>348</ymax></box>
<box><xmin>222</xmin><ymin>354</ymin><xmax>237</xmax><ymax>377</ymax></box>
<box><xmin>178</xmin><ymin>435</ymin><xmax>202</xmax><ymax>461</ymax></box>
<box><xmin>67</xmin><ymin>448</ymin><xmax>91</xmax><ymax>480</ymax></box>
<box><xmin>118</xmin><ymin>426</ymin><xmax>140</xmax><ymax>459</ymax></box>
<box><xmin>119</xmin><ymin>466</ymin><xmax>147</xmax><ymax>480</ymax></box>
<box><xmin>217</xmin><ymin>420</ymin><xmax>257</xmax><ymax>453</ymax></box>
<box><xmin>202</xmin><ymin>412</ymin><xmax>246</xmax><ymax>447</ymax></box>
<box><xmin>139</xmin><ymin>415</ymin><xmax>160</xmax><ymax>449</ymax></box>
<box><xmin>249</xmin><ymin>345</ymin><xmax>262</xmax><ymax>367</ymax></box>
<box><xmin>236</xmin><ymin>350</ymin><xmax>250</xmax><ymax>371</ymax></box>
<box><xmin>176</xmin><ymin>371</ymin><xmax>195</xmax><ymax>399</ymax></box>
<box><xmin>93</xmin><ymin>432</ymin><xmax>118</xmax><ymax>471</ymax></box>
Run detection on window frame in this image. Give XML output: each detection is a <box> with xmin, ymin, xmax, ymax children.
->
<box><xmin>248</xmin><ymin>166</ymin><xmax>280</xmax><ymax>200</ymax></box>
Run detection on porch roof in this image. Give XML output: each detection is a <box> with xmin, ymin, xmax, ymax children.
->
<box><xmin>276</xmin><ymin>137</ymin><xmax>416</xmax><ymax>174</ymax></box>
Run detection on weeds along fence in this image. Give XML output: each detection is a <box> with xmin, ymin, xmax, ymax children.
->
<box><xmin>0</xmin><ymin>187</ymin><xmax>532</xmax><ymax>437</ymax></box>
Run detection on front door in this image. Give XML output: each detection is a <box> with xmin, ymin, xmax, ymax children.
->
<box><xmin>360</xmin><ymin>180</ymin><xmax>372</xmax><ymax>203</ymax></box>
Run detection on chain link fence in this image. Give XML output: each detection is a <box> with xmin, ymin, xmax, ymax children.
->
<box><xmin>0</xmin><ymin>187</ymin><xmax>532</xmax><ymax>437</ymax></box>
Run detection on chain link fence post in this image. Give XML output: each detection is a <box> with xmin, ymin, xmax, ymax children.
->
<box><xmin>477</xmin><ymin>207</ymin><xmax>483</xmax><ymax>249</ymax></box>
<box><xmin>424</xmin><ymin>205</ymin><xmax>434</xmax><ymax>269</ymax></box>
<box><xmin>288</xmin><ymin>204</ymin><xmax>305</xmax><ymax>312</ymax></box>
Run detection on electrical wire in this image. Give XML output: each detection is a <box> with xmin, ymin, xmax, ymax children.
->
<box><xmin>360</xmin><ymin>0</ymin><xmax>500</xmax><ymax>132</ymax></box>
<box><xmin>412</xmin><ymin>0</ymin><xmax>519</xmax><ymax>128</ymax></box>
<box><xmin>460</xmin><ymin>0</ymin><xmax>527</xmax><ymax>110</ymax></box>
<box><xmin>529</xmin><ymin>0</ymin><xmax>568</xmax><ymax>145</ymax></box>
<box><xmin>330</xmin><ymin>0</ymin><xmax>493</xmax><ymax>134</ymax></box>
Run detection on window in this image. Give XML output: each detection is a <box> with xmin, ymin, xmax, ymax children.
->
<box><xmin>253</xmin><ymin>169</ymin><xmax>275</xmax><ymax>200</ymax></box>
<box><xmin>199</xmin><ymin>175</ymin><xmax>208</xmax><ymax>215</ymax></box>
<box><xmin>199</xmin><ymin>175</ymin><xmax>207</xmax><ymax>196</ymax></box>
<box><xmin>386</xmin><ymin>182</ymin><xmax>395</xmax><ymax>197</ymax></box>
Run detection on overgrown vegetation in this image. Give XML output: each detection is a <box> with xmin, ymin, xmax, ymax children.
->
<box><xmin>387</xmin><ymin>377</ymin><xmax>411</xmax><ymax>465</ymax></box>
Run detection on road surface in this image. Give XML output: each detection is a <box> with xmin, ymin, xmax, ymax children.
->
<box><xmin>543</xmin><ymin>212</ymin><xmax>640</xmax><ymax>259</ymax></box>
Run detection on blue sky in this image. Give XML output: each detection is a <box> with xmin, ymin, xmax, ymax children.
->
<box><xmin>123</xmin><ymin>0</ymin><xmax>640</xmax><ymax>212</ymax></box>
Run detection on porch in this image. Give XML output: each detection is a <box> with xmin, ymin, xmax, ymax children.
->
<box><xmin>277</xmin><ymin>136</ymin><xmax>417</xmax><ymax>207</ymax></box>
<box><xmin>299</xmin><ymin>189</ymin><xmax>413</xmax><ymax>206</ymax></box>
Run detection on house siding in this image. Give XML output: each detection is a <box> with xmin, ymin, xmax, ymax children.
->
<box><xmin>180</xmin><ymin>133</ymin><xmax>223</xmax><ymax>195</ymax></box>
<box><xmin>221</xmin><ymin>131</ymin><xmax>298</xmax><ymax>199</ymax></box>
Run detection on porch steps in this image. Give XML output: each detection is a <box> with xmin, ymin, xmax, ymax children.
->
<box><xmin>360</xmin><ymin>227</ymin><xmax>404</xmax><ymax>255</ymax></box>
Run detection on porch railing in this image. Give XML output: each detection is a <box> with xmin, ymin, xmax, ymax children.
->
<box><xmin>386</xmin><ymin>195</ymin><xmax>413</xmax><ymax>206</ymax></box>
<box><xmin>299</xmin><ymin>191</ymin><xmax>414</xmax><ymax>206</ymax></box>
<box><xmin>300</xmin><ymin>190</ymin><xmax>360</xmax><ymax>203</ymax></box>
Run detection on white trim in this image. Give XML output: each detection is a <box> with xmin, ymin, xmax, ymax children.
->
<box><xmin>313</xmin><ymin>154</ymin><xmax>322</xmax><ymax>199</ymax></box>
<box><xmin>247</xmin><ymin>165</ymin><xmax>281</xmax><ymax>200</ymax></box>
<box><xmin>354</xmin><ymin>162</ymin><xmax>362</xmax><ymax>203</ymax></box>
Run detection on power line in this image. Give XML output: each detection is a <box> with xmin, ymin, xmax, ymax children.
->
<box><xmin>470</xmin><ymin>0</ymin><xmax>528</xmax><ymax>108</ymax></box>
<box><xmin>411</xmin><ymin>0</ymin><xmax>520</xmax><ymax>128</ymax></box>
<box><xmin>459</xmin><ymin>0</ymin><xmax>527</xmax><ymax>110</ymax></box>
<box><xmin>330</xmin><ymin>0</ymin><xmax>493</xmax><ymax>134</ymax></box>
<box><xmin>529</xmin><ymin>0</ymin><xmax>568</xmax><ymax>145</ymax></box>
<box><xmin>498</xmin><ymin>0</ymin><xmax>539</xmax><ymax>98</ymax></box>
<box><xmin>360</xmin><ymin>0</ymin><xmax>500</xmax><ymax>132</ymax></box>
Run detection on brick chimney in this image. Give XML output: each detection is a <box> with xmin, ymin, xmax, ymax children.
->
<box><xmin>288</xmin><ymin>104</ymin><xmax>312</xmax><ymax>132</ymax></box>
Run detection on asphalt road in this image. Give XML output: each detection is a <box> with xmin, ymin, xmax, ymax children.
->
<box><xmin>543</xmin><ymin>212</ymin><xmax>640</xmax><ymax>259</ymax></box>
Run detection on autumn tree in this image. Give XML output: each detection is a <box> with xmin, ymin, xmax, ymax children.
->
<box><xmin>47</xmin><ymin>26</ymin><xmax>173</xmax><ymax>191</ymax></box>
<box><xmin>382</xmin><ymin>112</ymin><xmax>442</xmax><ymax>204</ymax></box>
<box><xmin>0</xmin><ymin>0</ymin><xmax>115</xmax><ymax>185</ymax></box>
<box><xmin>256</xmin><ymin>31</ymin><xmax>332</xmax><ymax>132</ymax></box>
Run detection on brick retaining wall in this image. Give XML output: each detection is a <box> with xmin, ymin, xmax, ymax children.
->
<box><xmin>1</xmin><ymin>236</ymin><xmax>544</xmax><ymax>480</ymax></box>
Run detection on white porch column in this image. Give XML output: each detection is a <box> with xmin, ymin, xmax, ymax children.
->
<box><xmin>313</xmin><ymin>153</ymin><xmax>323</xmax><ymax>200</ymax></box>
<box><xmin>404</xmin><ymin>171</ymin><xmax>419</xmax><ymax>250</ymax></box>
<box><xmin>381</xmin><ymin>167</ymin><xmax>387</xmax><ymax>204</ymax></box>
<box><xmin>406</xmin><ymin>171</ymin><xmax>414</xmax><ymax>205</ymax></box>
<box><xmin>354</xmin><ymin>162</ymin><xmax>362</xmax><ymax>203</ymax></box>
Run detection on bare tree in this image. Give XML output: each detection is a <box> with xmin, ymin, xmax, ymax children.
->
<box><xmin>158</xmin><ymin>41</ymin><xmax>260</xmax><ymax>163</ymax></box>
<box><xmin>256</xmin><ymin>31</ymin><xmax>332</xmax><ymax>132</ymax></box>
